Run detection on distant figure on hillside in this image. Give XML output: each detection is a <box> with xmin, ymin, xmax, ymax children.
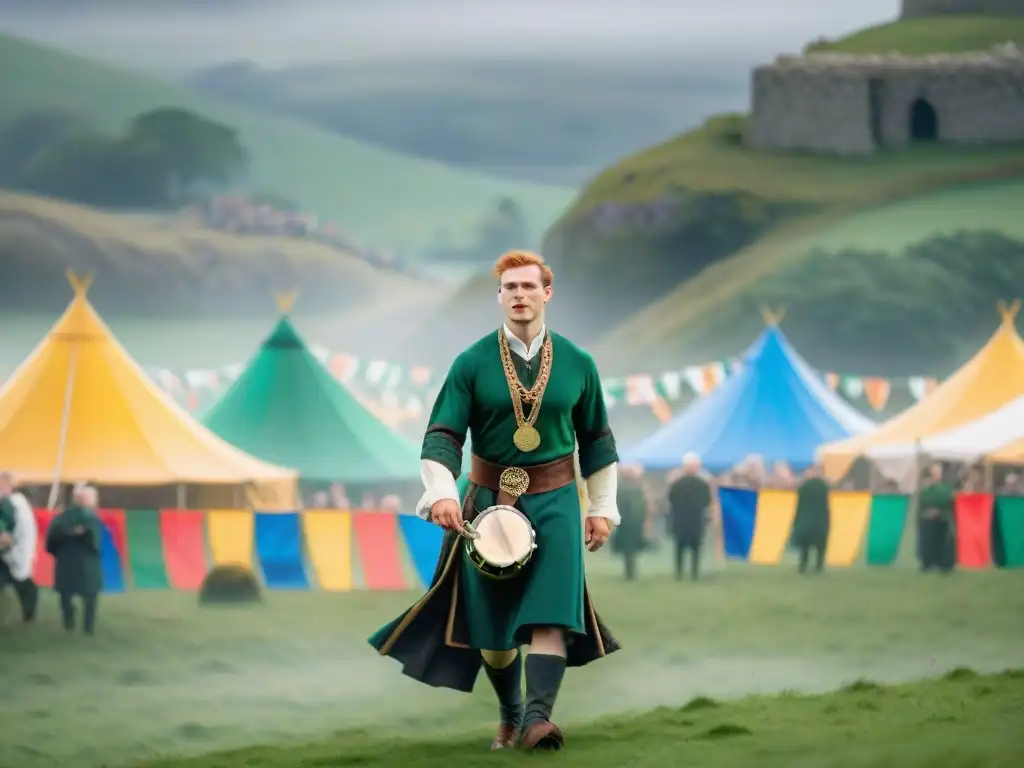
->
<box><xmin>667</xmin><ymin>453</ymin><xmax>716</xmax><ymax>580</ymax></box>
<box><xmin>917</xmin><ymin>462</ymin><xmax>956</xmax><ymax>573</ymax></box>
<box><xmin>791</xmin><ymin>465</ymin><xmax>831</xmax><ymax>574</ymax></box>
<box><xmin>611</xmin><ymin>464</ymin><xmax>649</xmax><ymax>581</ymax></box>
<box><xmin>46</xmin><ymin>484</ymin><xmax>102</xmax><ymax>634</ymax></box>
<box><xmin>0</xmin><ymin>472</ymin><xmax>39</xmax><ymax>622</ymax></box>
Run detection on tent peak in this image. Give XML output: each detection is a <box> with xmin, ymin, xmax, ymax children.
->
<box><xmin>66</xmin><ymin>270</ymin><xmax>94</xmax><ymax>299</ymax></box>
<box><xmin>275</xmin><ymin>289</ymin><xmax>298</xmax><ymax>314</ymax></box>
<box><xmin>997</xmin><ymin>299</ymin><xmax>1021</xmax><ymax>324</ymax></box>
<box><xmin>759</xmin><ymin>305</ymin><xmax>786</xmax><ymax>326</ymax></box>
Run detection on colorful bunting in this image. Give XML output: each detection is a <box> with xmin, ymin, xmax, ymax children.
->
<box><xmin>864</xmin><ymin>495</ymin><xmax>909</xmax><ymax>566</ymax></box>
<box><xmin>19</xmin><ymin>493</ymin><xmax>1020</xmax><ymax>597</ymax></box>
<box><xmin>954</xmin><ymin>493</ymin><xmax>994</xmax><ymax>569</ymax></box>
<box><xmin>125</xmin><ymin>509</ymin><xmax>171</xmax><ymax>589</ymax></box>
<box><xmin>255</xmin><ymin>512</ymin><xmax>309</xmax><ymax>589</ymax></box>
<box><xmin>353</xmin><ymin>512</ymin><xmax>406</xmax><ymax>590</ymax></box>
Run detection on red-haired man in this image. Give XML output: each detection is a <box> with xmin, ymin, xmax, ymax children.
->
<box><xmin>369</xmin><ymin>250</ymin><xmax>622</xmax><ymax>751</ymax></box>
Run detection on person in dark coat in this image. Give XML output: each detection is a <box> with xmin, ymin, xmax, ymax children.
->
<box><xmin>791</xmin><ymin>465</ymin><xmax>831</xmax><ymax>573</ymax></box>
<box><xmin>917</xmin><ymin>462</ymin><xmax>955</xmax><ymax>573</ymax></box>
<box><xmin>46</xmin><ymin>484</ymin><xmax>102</xmax><ymax>634</ymax></box>
<box><xmin>666</xmin><ymin>453</ymin><xmax>715</xmax><ymax>580</ymax></box>
<box><xmin>611</xmin><ymin>464</ymin><xmax>649</xmax><ymax>580</ymax></box>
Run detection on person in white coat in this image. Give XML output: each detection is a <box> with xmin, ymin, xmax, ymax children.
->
<box><xmin>0</xmin><ymin>472</ymin><xmax>39</xmax><ymax>622</ymax></box>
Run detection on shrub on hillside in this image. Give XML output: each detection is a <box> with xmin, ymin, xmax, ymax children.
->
<box><xmin>198</xmin><ymin>564</ymin><xmax>263</xmax><ymax>606</ymax></box>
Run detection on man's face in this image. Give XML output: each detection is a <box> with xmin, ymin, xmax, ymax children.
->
<box><xmin>497</xmin><ymin>265</ymin><xmax>551</xmax><ymax>325</ymax></box>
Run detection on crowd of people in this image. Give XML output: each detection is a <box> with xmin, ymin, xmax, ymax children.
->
<box><xmin>303</xmin><ymin>482</ymin><xmax>404</xmax><ymax>513</ymax></box>
<box><xmin>0</xmin><ymin>475</ymin><xmax>101</xmax><ymax>633</ymax></box>
<box><xmin>609</xmin><ymin>454</ymin><xmax>1024</xmax><ymax>582</ymax></box>
<box><xmin>178</xmin><ymin>195</ymin><xmax>405</xmax><ymax>274</ymax></box>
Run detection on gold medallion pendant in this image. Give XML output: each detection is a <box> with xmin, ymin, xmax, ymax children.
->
<box><xmin>498</xmin><ymin>327</ymin><xmax>553</xmax><ymax>454</ymax></box>
<box><xmin>513</xmin><ymin>424</ymin><xmax>542</xmax><ymax>452</ymax></box>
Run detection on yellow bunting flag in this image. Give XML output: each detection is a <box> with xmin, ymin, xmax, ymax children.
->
<box><xmin>302</xmin><ymin>510</ymin><xmax>354</xmax><ymax>591</ymax></box>
<box><xmin>748</xmin><ymin>489</ymin><xmax>798</xmax><ymax>564</ymax></box>
<box><xmin>206</xmin><ymin>509</ymin><xmax>254</xmax><ymax>567</ymax></box>
<box><xmin>824</xmin><ymin>491</ymin><xmax>872</xmax><ymax>567</ymax></box>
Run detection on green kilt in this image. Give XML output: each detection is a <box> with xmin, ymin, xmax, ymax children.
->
<box><xmin>367</xmin><ymin>481</ymin><xmax>620</xmax><ymax>692</ymax></box>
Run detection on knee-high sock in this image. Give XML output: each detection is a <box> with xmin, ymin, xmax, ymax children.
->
<box><xmin>482</xmin><ymin>650</ymin><xmax>523</xmax><ymax>726</ymax></box>
<box><xmin>523</xmin><ymin>653</ymin><xmax>566</xmax><ymax>727</ymax></box>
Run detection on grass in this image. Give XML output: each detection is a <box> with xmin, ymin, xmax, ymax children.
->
<box><xmin>566</xmin><ymin>114</ymin><xmax>1024</xmax><ymax>216</ymax></box>
<box><xmin>592</xmin><ymin>177</ymin><xmax>1024</xmax><ymax>368</ymax></box>
<box><xmin>0</xmin><ymin>33</ymin><xmax>574</xmax><ymax>248</ymax></box>
<box><xmin>806</xmin><ymin>16</ymin><xmax>1024</xmax><ymax>55</ymax></box>
<box><xmin>1</xmin><ymin>549</ymin><xmax>1023</xmax><ymax>767</ymax></box>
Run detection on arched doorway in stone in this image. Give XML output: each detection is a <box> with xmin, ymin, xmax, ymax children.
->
<box><xmin>909</xmin><ymin>98</ymin><xmax>939</xmax><ymax>141</ymax></box>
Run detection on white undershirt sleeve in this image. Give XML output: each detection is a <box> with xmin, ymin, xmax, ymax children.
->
<box><xmin>584</xmin><ymin>462</ymin><xmax>621</xmax><ymax>526</ymax></box>
<box><xmin>415</xmin><ymin>459</ymin><xmax>461</xmax><ymax>520</ymax></box>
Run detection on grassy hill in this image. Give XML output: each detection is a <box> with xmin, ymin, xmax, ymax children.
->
<box><xmin>806</xmin><ymin>15</ymin><xmax>1024</xmax><ymax>55</ymax></box>
<box><xmin>593</xmin><ymin>180</ymin><xmax>1024</xmax><ymax>373</ymax></box>
<box><xmin>540</xmin><ymin>16</ymin><xmax>1024</xmax><ymax>372</ymax></box>
<box><xmin>0</xmin><ymin>191</ymin><xmax>441</xmax><ymax>369</ymax></box>
<box><xmin>0</xmin><ymin>33</ymin><xmax>574</xmax><ymax>250</ymax></box>
<box><xmin>188</xmin><ymin>58</ymin><xmax>746</xmax><ymax>186</ymax></box>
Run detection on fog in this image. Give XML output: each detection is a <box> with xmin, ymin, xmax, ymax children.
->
<box><xmin>1</xmin><ymin>0</ymin><xmax>902</xmax><ymax>71</ymax></box>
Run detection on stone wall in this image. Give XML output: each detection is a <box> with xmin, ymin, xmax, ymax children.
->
<box><xmin>747</xmin><ymin>68</ymin><xmax>875</xmax><ymax>154</ymax></box>
<box><xmin>747</xmin><ymin>45</ymin><xmax>1024</xmax><ymax>154</ymax></box>
<box><xmin>901</xmin><ymin>0</ymin><xmax>1024</xmax><ymax>18</ymax></box>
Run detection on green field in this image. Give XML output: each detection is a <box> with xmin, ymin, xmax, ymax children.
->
<box><xmin>807</xmin><ymin>16</ymin><xmax>1024</xmax><ymax>55</ymax></box>
<box><xmin>0</xmin><ymin>33</ymin><xmax>574</xmax><ymax>249</ymax></box>
<box><xmin>2</xmin><ymin>548</ymin><xmax>1023</xmax><ymax>768</ymax></box>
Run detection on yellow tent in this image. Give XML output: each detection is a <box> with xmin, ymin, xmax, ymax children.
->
<box><xmin>819</xmin><ymin>300</ymin><xmax>1024</xmax><ymax>481</ymax></box>
<box><xmin>988</xmin><ymin>437</ymin><xmax>1024</xmax><ymax>465</ymax></box>
<box><xmin>0</xmin><ymin>272</ymin><xmax>298</xmax><ymax>508</ymax></box>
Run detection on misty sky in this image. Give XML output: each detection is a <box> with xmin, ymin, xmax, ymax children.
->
<box><xmin>1</xmin><ymin>0</ymin><xmax>902</xmax><ymax>71</ymax></box>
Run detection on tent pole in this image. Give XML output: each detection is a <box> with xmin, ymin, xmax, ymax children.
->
<box><xmin>47</xmin><ymin>339</ymin><xmax>81</xmax><ymax>509</ymax></box>
<box><xmin>177</xmin><ymin>483</ymin><xmax>186</xmax><ymax>509</ymax></box>
<box><xmin>983</xmin><ymin>461</ymin><xmax>994</xmax><ymax>493</ymax></box>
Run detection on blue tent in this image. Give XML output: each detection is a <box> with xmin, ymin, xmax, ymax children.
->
<box><xmin>622</xmin><ymin>325</ymin><xmax>875</xmax><ymax>473</ymax></box>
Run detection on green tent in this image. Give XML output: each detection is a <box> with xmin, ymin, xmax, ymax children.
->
<box><xmin>203</xmin><ymin>311</ymin><xmax>420</xmax><ymax>484</ymax></box>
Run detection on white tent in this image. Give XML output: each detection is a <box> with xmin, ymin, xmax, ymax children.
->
<box><xmin>866</xmin><ymin>394</ymin><xmax>1024</xmax><ymax>481</ymax></box>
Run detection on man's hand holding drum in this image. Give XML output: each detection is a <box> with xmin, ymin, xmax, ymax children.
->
<box><xmin>431</xmin><ymin>498</ymin><xmax>465</xmax><ymax>534</ymax></box>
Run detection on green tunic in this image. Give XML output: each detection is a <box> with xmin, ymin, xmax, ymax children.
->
<box><xmin>45</xmin><ymin>505</ymin><xmax>102</xmax><ymax>596</ymax></box>
<box><xmin>791</xmin><ymin>477</ymin><xmax>831</xmax><ymax>546</ymax></box>
<box><xmin>611</xmin><ymin>476</ymin><xmax>647</xmax><ymax>555</ymax></box>
<box><xmin>368</xmin><ymin>328</ymin><xmax>621</xmax><ymax>691</ymax></box>
<box><xmin>918</xmin><ymin>482</ymin><xmax>955</xmax><ymax>523</ymax></box>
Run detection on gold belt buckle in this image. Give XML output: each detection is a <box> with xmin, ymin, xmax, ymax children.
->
<box><xmin>498</xmin><ymin>466</ymin><xmax>530</xmax><ymax>496</ymax></box>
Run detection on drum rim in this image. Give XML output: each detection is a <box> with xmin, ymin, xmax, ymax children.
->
<box><xmin>467</xmin><ymin>505</ymin><xmax>536</xmax><ymax>568</ymax></box>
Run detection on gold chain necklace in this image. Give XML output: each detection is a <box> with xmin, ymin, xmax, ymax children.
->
<box><xmin>498</xmin><ymin>329</ymin><xmax>553</xmax><ymax>452</ymax></box>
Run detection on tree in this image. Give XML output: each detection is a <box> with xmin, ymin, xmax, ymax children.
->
<box><xmin>126</xmin><ymin>107</ymin><xmax>249</xmax><ymax>204</ymax></box>
<box><xmin>475</xmin><ymin>196</ymin><xmax>530</xmax><ymax>257</ymax></box>
<box><xmin>21</xmin><ymin>132</ymin><xmax>114</xmax><ymax>202</ymax></box>
<box><xmin>0</xmin><ymin>109</ymin><xmax>94</xmax><ymax>186</ymax></box>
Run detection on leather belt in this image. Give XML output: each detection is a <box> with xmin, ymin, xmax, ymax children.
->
<box><xmin>470</xmin><ymin>453</ymin><xmax>576</xmax><ymax>507</ymax></box>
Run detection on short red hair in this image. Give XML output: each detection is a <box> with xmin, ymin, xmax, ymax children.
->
<box><xmin>493</xmin><ymin>250</ymin><xmax>554</xmax><ymax>287</ymax></box>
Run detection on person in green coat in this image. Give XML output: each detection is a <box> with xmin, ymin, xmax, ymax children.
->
<box><xmin>791</xmin><ymin>465</ymin><xmax>831</xmax><ymax>573</ymax></box>
<box><xmin>917</xmin><ymin>462</ymin><xmax>955</xmax><ymax>573</ymax></box>
<box><xmin>611</xmin><ymin>464</ymin><xmax>649</xmax><ymax>580</ymax></box>
<box><xmin>45</xmin><ymin>484</ymin><xmax>102</xmax><ymax>634</ymax></box>
<box><xmin>368</xmin><ymin>251</ymin><xmax>621</xmax><ymax>752</ymax></box>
